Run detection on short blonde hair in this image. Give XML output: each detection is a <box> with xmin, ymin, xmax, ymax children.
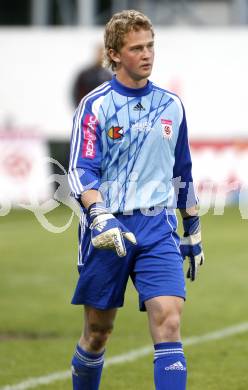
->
<box><xmin>103</xmin><ymin>9</ymin><xmax>154</xmax><ymax>70</ymax></box>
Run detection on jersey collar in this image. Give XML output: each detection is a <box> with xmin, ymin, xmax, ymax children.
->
<box><xmin>110</xmin><ymin>75</ymin><xmax>153</xmax><ymax>97</ymax></box>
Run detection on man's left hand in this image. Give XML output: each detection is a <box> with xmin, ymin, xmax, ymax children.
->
<box><xmin>180</xmin><ymin>216</ymin><xmax>205</xmax><ymax>281</ymax></box>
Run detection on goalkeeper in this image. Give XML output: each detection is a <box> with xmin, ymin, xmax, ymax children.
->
<box><xmin>68</xmin><ymin>9</ymin><xmax>204</xmax><ymax>390</ymax></box>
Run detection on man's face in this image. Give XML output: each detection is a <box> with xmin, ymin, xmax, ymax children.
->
<box><xmin>114</xmin><ymin>29</ymin><xmax>154</xmax><ymax>84</ymax></box>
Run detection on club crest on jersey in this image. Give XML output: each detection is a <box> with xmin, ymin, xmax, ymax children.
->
<box><xmin>161</xmin><ymin>119</ymin><xmax>173</xmax><ymax>139</ymax></box>
<box><xmin>108</xmin><ymin>126</ymin><xmax>124</xmax><ymax>140</ymax></box>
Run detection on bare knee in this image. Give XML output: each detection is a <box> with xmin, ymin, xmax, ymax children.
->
<box><xmin>79</xmin><ymin>306</ymin><xmax>117</xmax><ymax>353</ymax></box>
<box><xmin>146</xmin><ymin>297</ymin><xmax>183</xmax><ymax>343</ymax></box>
<box><xmin>150</xmin><ymin>311</ymin><xmax>181</xmax><ymax>340</ymax></box>
<box><xmin>80</xmin><ymin>322</ymin><xmax>114</xmax><ymax>353</ymax></box>
<box><xmin>162</xmin><ymin>313</ymin><xmax>181</xmax><ymax>339</ymax></box>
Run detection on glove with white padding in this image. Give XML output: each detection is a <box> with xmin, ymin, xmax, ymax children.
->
<box><xmin>87</xmin><ymin>203</ymin><xmax>137</xmax><ymax>257</ymax></box>
<box><xmin>180</xmin><ymin>215</ymin><xmax>204</xmax><ymax>281</ymax></box>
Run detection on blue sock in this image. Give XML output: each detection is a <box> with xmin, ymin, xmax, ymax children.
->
<box><xmin>154</xmin><ymin>342</ymin><xmax>187</xmax><ymax>390</ymax></box>
<box><xmin>71</xmin><ymin>344</ymin><xmax>104</xmax><ymax>390</ymax></box>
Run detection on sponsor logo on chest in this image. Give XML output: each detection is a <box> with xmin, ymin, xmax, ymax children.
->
<box><xmin>131</xmin><ymin>121</ymin><xmax>153</xmax><ymax>132</ymax></box>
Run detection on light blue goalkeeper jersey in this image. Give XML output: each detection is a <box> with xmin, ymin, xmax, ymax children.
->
<box><xmin>69</xmin><ymin>76</ymin><xmax>197</xmax><ymax>213</ymax></box>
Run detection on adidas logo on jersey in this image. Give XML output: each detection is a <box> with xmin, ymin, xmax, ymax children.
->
<box><xmin>164</xmin><ymin>361</ymin><xmax>186</xmax><ymax>371</ymax></box>
<box><xmin>133</xmin><ymin>102</ymin><xmax>145</xmax><ymax>111</ymax></box>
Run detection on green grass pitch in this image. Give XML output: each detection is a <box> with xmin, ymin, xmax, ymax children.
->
<box><xmin>0</xmin><ymin>206</ymin><xmax>247</xmax><ymax>389</ymax></box>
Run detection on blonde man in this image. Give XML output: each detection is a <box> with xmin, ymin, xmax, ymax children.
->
<box><xmin>69</xmin><ymin>9</ymin><xmax>204</xmax><ymax>390</ymax></box>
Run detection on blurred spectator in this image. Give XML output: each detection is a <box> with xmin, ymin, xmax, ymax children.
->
<box><xmin>72</xmin><ymin>44</ymin><xmax>112</xmax><ymax>108</ymax></box>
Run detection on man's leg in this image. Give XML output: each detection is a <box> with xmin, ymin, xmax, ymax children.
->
<box><xmin>72</xmin><ymin>305</ymin><xmax>117</xmax><ymax>390</ymax></box>
<box><xmin>146</xmin><ymin>296</ymin><xmax>187</xmax><ymax>390</ymax></box>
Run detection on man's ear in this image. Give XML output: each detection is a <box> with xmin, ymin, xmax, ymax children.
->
<box><xmin>108</xmin><ymin>48</ymin><xmax>121</xmax><ymax>64</ymax></box>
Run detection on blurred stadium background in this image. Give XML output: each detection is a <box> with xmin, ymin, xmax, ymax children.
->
<box><xmin>0</xmin><ymin>1</ymin><xmax>248</xmax><ymax>389</ymax></box>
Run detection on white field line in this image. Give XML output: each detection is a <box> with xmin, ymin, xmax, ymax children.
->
<box><xmin>1</xmin><ymin>322</ymin><xmax>248</xmax><ymax>390</ymax></box>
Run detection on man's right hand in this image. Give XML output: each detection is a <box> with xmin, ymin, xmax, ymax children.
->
<box><xmin>87</xmin><ymin>203</ymin><xmax>137</xmax><ymax>257</ymax></box>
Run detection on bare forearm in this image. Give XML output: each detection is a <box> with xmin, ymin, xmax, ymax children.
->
<box><xmin>81</xmin><ymin>190</ymin><xmax>103</xmax><ymax>209</ymax></box>
<box><xmin>179</xmin><ymin>205</ymin><xmax>199</xmax><ymax>219</ymax></box>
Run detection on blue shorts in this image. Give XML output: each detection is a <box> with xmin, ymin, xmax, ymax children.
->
<box><xmin>71</xmin><ymin>209</ymin><xmax>186</xmax><ymax>311</ymax></box>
